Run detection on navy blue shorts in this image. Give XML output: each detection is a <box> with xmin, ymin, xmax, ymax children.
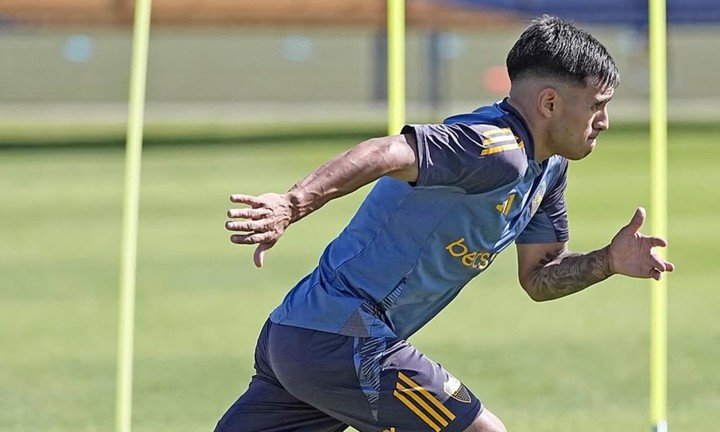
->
<box><xmin>215</xmin><ymin>320</ymin><xmax>483</xmax><ymax>432</ymax></box>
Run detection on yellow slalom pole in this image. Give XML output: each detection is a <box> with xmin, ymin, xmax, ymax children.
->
<box><xmin>387</xmin><ymin>0</ymin><xmax>406</xmax><ymax>135</ymax></box>
<box><xmin>116</xmin><ymin>1</ymin><xmax>152</xmax><ymax>432</ymax></box>
<box><xmin>649</xmin><ymin>0</ymin><xmax>668</xmax><ymax>430</ymax></box>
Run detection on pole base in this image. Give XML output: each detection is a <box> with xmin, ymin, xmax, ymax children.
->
<box><xmin>652</xmin><ymin>421</ymin><xmax>667</xmax><ymax>432</ymax></box>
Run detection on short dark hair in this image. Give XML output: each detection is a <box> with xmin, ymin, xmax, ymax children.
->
<box><xmin>506</xmin><ymin>15</ymin><xmax>620</xmax><ymax>89</ymax></box>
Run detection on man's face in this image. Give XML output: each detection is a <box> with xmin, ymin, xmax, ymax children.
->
<box><xmin>550</xmin><ymin>79</ymin><xmax>614</xmax><ymax>160</ymax></box>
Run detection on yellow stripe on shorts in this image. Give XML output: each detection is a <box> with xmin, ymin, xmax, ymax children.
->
<box><xmin>393</xmin><ymin>390</ymin><xmax>441</xmax><ymax>432</ymax></box>
<box><xmin>397</xmin><ymin>372</ymin><xmax>456</xmax><ymax>420</ymax></box>
<box><xmin>396</xmin><ymin>382</ymin><xmax>449</xmax><ymax>427</ymax></box>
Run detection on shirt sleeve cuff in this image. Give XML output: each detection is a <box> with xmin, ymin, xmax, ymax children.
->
<box><xmin>402</xmin><ymin>124</ymin><xmax>429</xmax><ymax>187</ymax></box>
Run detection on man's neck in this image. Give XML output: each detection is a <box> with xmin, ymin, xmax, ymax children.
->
<box><xmin>505</xmin><ymin>96</ymin><xmax>554</xmax><ymax>163</ymax></box>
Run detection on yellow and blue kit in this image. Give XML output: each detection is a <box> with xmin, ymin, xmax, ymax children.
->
<box><xmin>216</xmin><ymin>99</ymin><xmax>569</xmax><ymax>432</ymax></box>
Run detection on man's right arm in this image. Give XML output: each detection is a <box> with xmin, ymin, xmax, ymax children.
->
<box><xmin>226</xmin><ymin>133</ymin><xmax>419</xmax><ymax>268</ymax></box>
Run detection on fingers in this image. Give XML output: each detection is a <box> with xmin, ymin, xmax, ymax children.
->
<box><xmin>648</xmin><ymin>263</ymin><xmax>674</xmax><ymax>280</ymax></box>
<box><xmin>230</xmin><ymin>194</ymin><xmax>264</xmax><ymax>207</ymax></box>
<box><xmin>254</xmin><ymin>243</ymin><xmax>273</xmax><ymax>268</ymax></box>
<box><xmin>227</xmin><ymin>208</ymin><xmax>271</xmax><ymax>219</ymax></box>
<box><xmin>649</xmin><ymin>252</ymin><xmax>667</xmax><ymax>275</ymax></box>
<box><xmin>647</xmin><ymin>236</ymin><xmax>674</xmax><ymax>273</ymax></box>
<box><xmin>625</xmin><ymin>207</ymin><xmax>646</xmax><ymax>234</ymax></box>
<box><xmin>648</xmin><ymin>236</ymin><xmax>667</xmax><ymax>248</ymax></box>
<box><xmin>650</xmin><ymin>268</ymin><xmax>663</xmax><ymax>281</ymax></box>
<box><xmin>225</xmin><ymin>220</ymin><xmax>269</xmax><ymax>232</ymax></box>
<box><xmin>648</xmin><ymin>251</ymin><xmax>675</xmax><ymax>279</ymax></box>
<box><xmin>230</xmin><ymin>232</ymin><xmax>276</xmax><ymax>245</ymax></box>
<box><xmin>646</xmin><ymin>235</ymin><xmax>673</xmax><ymax>273</ymax></box>
<box><xmin>228</xmin><ymin>193</ymin><xmax>288</xmax><ymax>269</ymax></box>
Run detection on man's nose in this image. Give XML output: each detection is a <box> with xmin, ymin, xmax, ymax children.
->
<box><xmin>594</xmin><ymin>107</ymin><xmax>610</xmax><ymax>132</ymax></box>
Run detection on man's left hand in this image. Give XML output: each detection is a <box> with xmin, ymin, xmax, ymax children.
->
<box><xmin>608</xmin><ymin>207</ymin><xmax>675</xmax><ymax>280</ymax></box>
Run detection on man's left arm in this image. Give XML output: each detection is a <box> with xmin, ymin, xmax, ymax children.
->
<box><xmin>517</xmin><ymin>207</ymin><xmax>675</xmax><ymax>302</ymax></box>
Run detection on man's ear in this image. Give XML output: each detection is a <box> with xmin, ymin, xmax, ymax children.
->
<box><xmin>538</xmin><ymin>87</ymin><xmax>558</xmax><ymax>119</ymax></box>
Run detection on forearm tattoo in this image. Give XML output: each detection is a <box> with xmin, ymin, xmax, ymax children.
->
<box><xmin>531</xmin><ymin>247</ymin><xmax>613</xmax><ymax>301</ymax></box>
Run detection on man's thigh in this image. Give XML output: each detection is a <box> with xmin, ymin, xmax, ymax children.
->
<box><xmin>268</xmin><ymin>323</ymin><xmax>484</xmax><ymax>432</ymax></box>
<box><xmin>214</xmin><ymin>320</ymin><xmax>348</xmax><ymax>432</ymax></box>
<box><xmin>215</xmin><ymin>375</ymin><xmax>348</xmax><ymax>432</ymax></box>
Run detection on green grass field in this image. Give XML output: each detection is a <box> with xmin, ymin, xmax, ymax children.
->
<box><xmin>1</xmin><ymin>123</ymin><xmax>718</xmax><ymax>432</ymax></box>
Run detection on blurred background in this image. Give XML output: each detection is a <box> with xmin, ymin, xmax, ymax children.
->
<box><xmin>1</xmin><ymin>0</ymin><xmax>720</xmax><ymax>133</ymax></box>
<box><xmin>1</xmin><ymin>1</ymin><xmax>718</xmax><ymax>431</ymax></box>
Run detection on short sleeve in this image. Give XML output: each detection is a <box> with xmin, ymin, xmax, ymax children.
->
<box><xmin>516</xmin><ymin>159</ymin><xmax>570</xmax><ymax>244</ymax></box>
<box><xmin>402</xmin><ymin>123</ymin><xmax>526</xmax><ymax>194</ymax></box>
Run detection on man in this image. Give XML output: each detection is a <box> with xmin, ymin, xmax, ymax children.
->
<box><xmin>217</xmin><ymin>16</ymin><xmax>674</xmax><ymax>432</ymax></box>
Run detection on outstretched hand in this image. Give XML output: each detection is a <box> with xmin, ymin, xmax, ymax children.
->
<box><xmin>608</xmin><ymin>207</ymin><xmax>675</xmax><ymax>280</ymax></box>
<box><xmin>226</xmin><ymin>193</ymin><xmax>293</xmax><ymax>268</ymax></box>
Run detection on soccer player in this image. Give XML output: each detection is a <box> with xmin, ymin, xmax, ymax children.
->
<box><xmin>218</xmin><ymin>16</ymin><xmax>673</xmax><ymax>432</ymax></box>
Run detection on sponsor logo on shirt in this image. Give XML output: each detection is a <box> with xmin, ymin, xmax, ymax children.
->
<box><xmin>445</xmin><ymin>238</ymin><xmax>498</xmax><ymax>270</ymax></box>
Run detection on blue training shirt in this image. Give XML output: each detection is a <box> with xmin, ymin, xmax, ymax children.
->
<box><xmin>269</xmin><ymin>99</ymin><xmax>569</xmax><ymax>340</ymax></box>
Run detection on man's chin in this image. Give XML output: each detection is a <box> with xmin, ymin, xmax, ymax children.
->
<box><xmin>582</xmin><ymin>139</ymin><xmax>597</xmax><ymax>156</ymax></box>
<box><xmin>563</xmin><ymin>141</ymin><xmax>595</xmax><ymax>160</ymax></box>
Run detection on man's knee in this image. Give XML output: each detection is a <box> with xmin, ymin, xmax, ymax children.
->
<box><xmin>463</xmin><ymin>408</ymin><xmax>507</xmax><ymax>432</ymax></box>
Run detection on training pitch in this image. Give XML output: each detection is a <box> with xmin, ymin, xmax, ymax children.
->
<box><xmin>0</xmin><ymin>123</ymin><xmax>718</xmax><ymax>431</ymax></box>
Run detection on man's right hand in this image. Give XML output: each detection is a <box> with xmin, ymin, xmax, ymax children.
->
<box><xmin>225</xmin><ymin>133</ymin><xmax>418</xmax><ymax>269</ymax></box>
<box><xmin>226</xmin><ymin>193</ymin><xmax>293</xmax><ymax>268</ymax></box>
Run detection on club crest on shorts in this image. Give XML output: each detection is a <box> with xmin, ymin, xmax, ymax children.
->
<box><xmin>443</xmin><ymin>375</ymin><xmax>471</xmax><ymax>403</ymax></box>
